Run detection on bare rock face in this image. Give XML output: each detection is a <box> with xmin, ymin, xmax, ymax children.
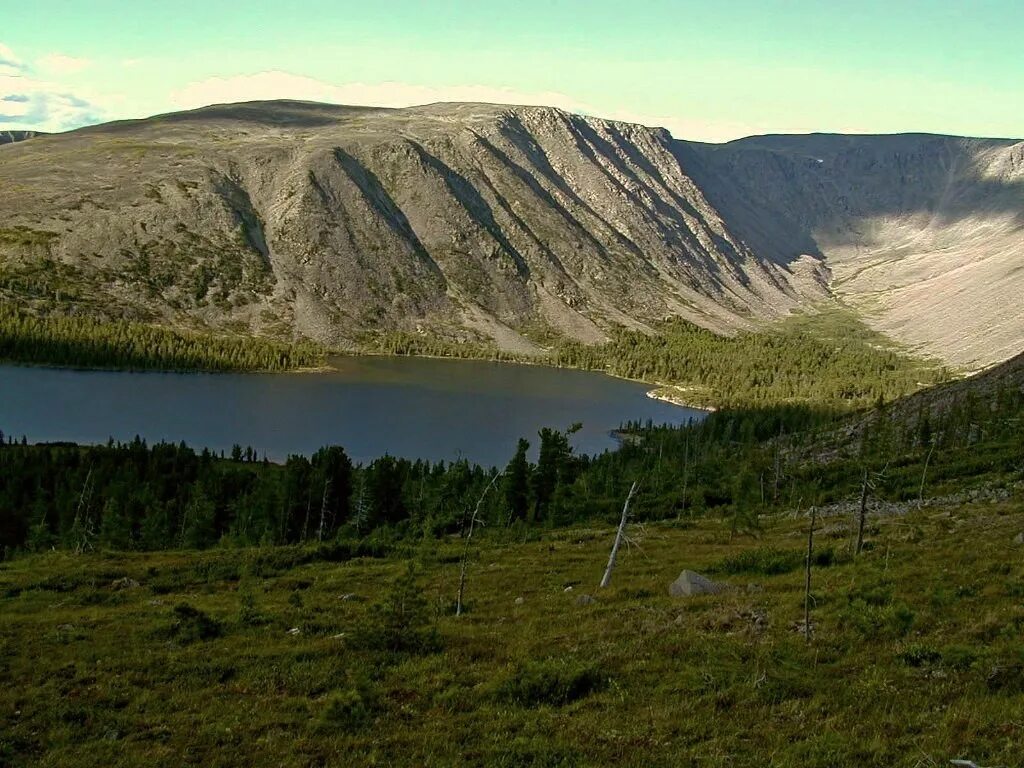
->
<box><xmin>0</xmin><ymin>100</ymin><xmax>1021</xmax><ymax>366</ymax></box>
<box><xmin>676</xmin><ymin>133</ymin><xmax>1024</xmax><ymax>368</ymax></box>
<box><xmin>0</xmin><ymin>130</ymin><xmax>42</xmax><ymax>145</ymax></box>
<box><xmin>668</xmin><ymin>570</ymin><xmax>725</xmax><ymax>597</ymax></box>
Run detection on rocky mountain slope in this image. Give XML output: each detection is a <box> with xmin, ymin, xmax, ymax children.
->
<box><xmin>0</xmin><ymin>130</ymin><xmax>42</xmax><ymax>145</ymax></box>
<box><xmin>677</xmin><ymin>133</ymin><xmax>1024</xmax><ymax>368</ymax></box>
<box><xmin>0</xmin><ymin>101</ymin><xmax>1021</xmax><ymax>366</ymax></box>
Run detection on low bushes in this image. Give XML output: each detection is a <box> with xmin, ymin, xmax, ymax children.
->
<box><xmin>493</xmin><ymin>659</ymin><xmax>606</xmax><ymax>707</ymax></box>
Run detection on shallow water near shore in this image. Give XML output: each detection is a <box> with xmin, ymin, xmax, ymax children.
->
<box><xmin>0</xmin><ymin>356</ymin><xmax>704</xmax><ymax>465</ymax></box>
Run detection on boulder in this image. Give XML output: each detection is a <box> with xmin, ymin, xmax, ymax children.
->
<box><xmin>1014</xmin><ymin>532</ymin><xmax>1024</xmax><ymax>545</ymax></box>
<box><xmin>576</xmin><ymin>594</ymin><xmax>596</xmax><ymax>606</ymax></box>
<box><xmin>668</xmin><ymin>570</ymin><xmax>725</xmax><ymax>598</ymax></box>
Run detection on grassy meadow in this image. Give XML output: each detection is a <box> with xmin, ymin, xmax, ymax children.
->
<box><xmin>2</xmin><ymin>498</ymin><xmax>1023</xmax><ymax>767</ymax></box>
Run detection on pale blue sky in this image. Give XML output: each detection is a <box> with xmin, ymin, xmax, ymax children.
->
<box><xmin>1</xmin><ymin>0</ymin><xmax>1021</xmax><ymax>141</ymax></box>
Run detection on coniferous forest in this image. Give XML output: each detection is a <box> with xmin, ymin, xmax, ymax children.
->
<box><xmin>0</xmin><ymin>304</ymin><xmax>324</xmax><ymax>372</ymax></box>
<box><xmin>374</xmin><ymin>311</ymin><xmax>949</xmax><ymax>408</ymax></box>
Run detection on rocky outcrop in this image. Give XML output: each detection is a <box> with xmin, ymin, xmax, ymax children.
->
<box><xmin>668</xmin><ymin>570</ymin><xmax>725</xmax><ymax>597</ymax></box>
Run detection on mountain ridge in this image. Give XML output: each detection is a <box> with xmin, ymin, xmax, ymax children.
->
<box><xmin>1</xmin><ymin>100</ymin><xmax>1021</xmax><ymax>367</ymax></box>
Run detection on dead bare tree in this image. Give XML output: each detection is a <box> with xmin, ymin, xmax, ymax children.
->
<box><xmin>855</xmin><ymin>462</ymin><xmax>888</xmax><ymax>556</ymax></box>
<box><xmin>455</xmin><ymin>471</ymin><xmax>502</xmax><ymax>617</ymax></box>
<box><xmin>677</xmin><ymin>433</ymin><xmax>690</xmax><ymax>520</ymax></box>
<box><xmin>600</xmin><ymin>481</ymin><xmax>639</xmax><ymax>588</ymax></box>
<box><xmin>918</xmin><ymin>441</ymin><xmax>936</xmax><ymax>510</ymax></box>
<box><xmin>317</xmin><ymin>478</ymin><xmax>331</xmax><ymax>543</ymax></box>
<box><xmin>72</xmin><ymin>467</ymin><xmax>95</xmax><ymax>554</ymax></box>
<box><xmin>804</xmin><ymin>505</ymin><xmax>817</xmax><ymax>643</ymax></box>
<box><xmin>773</xmin><ymin>423</ymin><xmax>784</xmax><ymax>503</ymax></box>
<box><xmin>856</xmin><ymin>468</ymin><xmax>869</xmax><ymax>556</ymax></box>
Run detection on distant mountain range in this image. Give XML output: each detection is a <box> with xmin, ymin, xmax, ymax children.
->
<box><xmin>1</xmin><ymin>101</ymin><xmax>1021</xmax><ymax>368</ymax></box>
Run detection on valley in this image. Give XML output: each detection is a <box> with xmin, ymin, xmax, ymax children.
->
<box><xmin>1</xmin><ymin>100</ymin><xmax>1022</xmax><ymax>768</ymax></box>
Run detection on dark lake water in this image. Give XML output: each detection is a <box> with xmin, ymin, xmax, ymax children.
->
<box><xmin>0</xmin><ymin>357</ymin><xmax>704</xmax><ymax>466</ymax></box>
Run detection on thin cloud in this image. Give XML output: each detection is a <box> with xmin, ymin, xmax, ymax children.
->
<box><xmin>0</xmin><ymin>42</ymin><xmax>24</xmax><ymax>77</ymax></box>
<box><xmin>0</xmin><ymin>44</ymin><xmax>105</xmax><ymax>131</ymax></box>
<box><xmin>39</xmin><ymin>53</ymin><xmax>92</xmax><ymax>75</ymax></box>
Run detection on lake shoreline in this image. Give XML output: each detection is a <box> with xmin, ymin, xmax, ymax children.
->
<box><xmin>342</xmin><ymin>350</ymin><xmax>715</xmax><ymax>412</ymax></box>
<box><xmin>0</xmin><ymin>356</ymin><xmax>702</xmax><ymax>467</ymax></box>
<box><xmin>2</xmin><ymin>348</ymin><xmax>715</xmax><ymax>413</ymax></box>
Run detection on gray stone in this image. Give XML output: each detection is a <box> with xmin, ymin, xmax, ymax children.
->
<box><xmin>1014</xmin><ymin>532</ymin><xmax>1024</xmax><ymax>545</ymax></box>
<box><xmin>576</xmin><ymin>594</ymin><xmax>596</xmax><ymax>606</ymax></box>
<box><xmin>668</xmin><ymin>570</ymin><xmax>725</xmax><ymax>598</ymax></box>
<box><xmin>514</xmin><ymin>596</ymin><xmax>525</xmax><ymax>605</ymax></box>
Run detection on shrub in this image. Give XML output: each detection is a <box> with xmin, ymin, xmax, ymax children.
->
<box><xmin>493</xmin><ymin>659</ymin><xmax>606</xmax><ymax>707</ymax></box>
<box><xmin>714</xmin><ymin>547</ymin><xmax>803</xmax><ymax>575</ymax></box>
<box><xmin>237</xmin><ymin>589</ymin><xmax>269</xmax><ymax>627</ymax></box>
<box><xmin>838</xmin><ymin>600</ymin><xmax>915</xmax><ymax>640</ymax></box>
<box><xmin>350</xmin><ymin>562</ymin><xmax>440</xmax><ymax>654</ymax></box>
<box><xmin>319</xmin><ymin>688</ymin><xmax>372</xmax><ymax>732</ymax></box>
<box><xmin>898</xmin><ymin>644</ymin><xmax>942</xmax><ymax>668</ymax></box>
<box><xmin>164</xmin><ymin>603</ymin><xmax>223</xmax><ymax>644</ymax></box>
<box><xmin>941</xmin><ymin>645</ymin><xmax>980</xmax><ymax>671</ymax></box>
<box><xmin>986</xmin><ymin>660</ymin><xmax>1024</xmax><ymax>694</ymax></box>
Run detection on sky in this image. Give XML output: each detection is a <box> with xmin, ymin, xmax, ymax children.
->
<box><xmin>1</xmin><ymin>0</ymin><xmax>1022</xmax><ymax>142</ymax></box>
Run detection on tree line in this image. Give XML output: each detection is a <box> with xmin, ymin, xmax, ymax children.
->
<box><xmin>2</xmin><ymin>302</ymin><xmax>941</xmax><ymax>407</ymax></box>
<box><xmin>552</xmin><ymin>316</ymin><xmax>949</xmax><ymax>408</ymax></box>
<box><xmin>0</xmin><ymin>305</ymin><xmax>324</xmax><ymax>372</ymax></box>
<box><xmin>369</xmin><ymin>313</ymin><xmax>948</xmax><ymax>409</ymax></box>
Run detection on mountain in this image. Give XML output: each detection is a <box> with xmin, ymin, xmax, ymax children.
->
<box><xmin>875</xmin><ymin>348</ymin><xmax>1024</xmax><ymax>425</ymax></box>
<box><xmin>0</xmin><ymin>101</ymin><xmax>1021</xmax><ymax>366</ymax></box>
<box><xmin>814</xmin><ymin>348</ymin><xmax>1024</xmax><ymax>462</ymax></box>
<box><xmin>675</xmin><ymin>133</ymin><xmax>1024</xmax><ymax>368</ymax></box>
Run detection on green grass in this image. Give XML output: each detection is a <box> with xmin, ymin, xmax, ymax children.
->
<box><xmin>2</xmin><ymin>498</ymin><xmax>1023</xmax><ymax>767</ymax></box>
<box><xmin>0</xmin><ymin>227</ymin><xmax>59</xmax><ymax>247</ymax></box>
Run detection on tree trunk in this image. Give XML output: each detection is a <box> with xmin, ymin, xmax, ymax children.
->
<box><xmin>918</xmin><ymin>442</ymin><xmax>936</xmax><ymax>510</ymax></box>
<box><xmin>677</xmin><ymin>433</ymin><xmax>690</xmax><ymax>520</ymax></box>
<box><xmin>300</xmin><ymin>492</ymin><xmax>311</xmax><ymax>542</ymax></box>
<box><xmin>804</xmin><ymin>505</ymin><xmax>817</xmax><ymax>643</ymax></box>
<box><xmin>73</xmin><ymin>468</ymin><xmax>94</xmax><ymax>554</ymax></box>
<box><xmin>317</xmin><ymin>479</ymin><xmax>331</xmax><ymax>543</ymax></box>
<box><xmin>456</xmin><ymin>472</ymin><xmax>502</xmax><ymax>616</ymax></box>
<box><xmin>773</xmin><ymin>430</ymin><xmax>782</xmax><ymax>503</ymax></box>
<box><xmin>600</xmin><ymin>481</ymin><xmax>639</xmax><ymax>588</ymax></box>
<box><xmin>855</xmin><ymin>468</ymin><xmax>869</xmax><ymax>555</ymax></box>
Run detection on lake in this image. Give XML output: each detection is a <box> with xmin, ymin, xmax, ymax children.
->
<box><xmin>0</xmin><ymin>356</ymin><xmax>704</xmax><ymax>466</ymax></box>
